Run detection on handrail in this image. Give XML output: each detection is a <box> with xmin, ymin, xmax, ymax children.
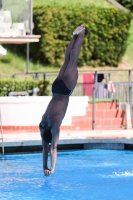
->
<box><xmin>0</xmin><ymin>105</ymin><xmax>4</xmax><ymax>159</ymax></box>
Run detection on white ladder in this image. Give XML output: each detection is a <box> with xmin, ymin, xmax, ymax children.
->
<box><xmin>0</xmin><ymin>105</ymin><xmax>4</xmax><ymax>159</ymax></box>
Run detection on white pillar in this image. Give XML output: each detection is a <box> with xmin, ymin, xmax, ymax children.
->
<box><xmin>125</xmin><ymin>103</ymin><xmax>132</xmax><ymax>129</ymax></box>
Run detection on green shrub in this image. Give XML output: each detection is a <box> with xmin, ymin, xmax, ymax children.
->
<box><xmin>0</xmin><ymin>79</ymin><xmax>49</xmax><ymax>96</ymax></box>
<box><xmin>30</xmin><ymin>5</ymin><xmax>132</xmax><ymax>67</ymax></box>
<box><xmin>116</xmin><ymin>0</ymin><xmax>133</xmax><ymax>12</ymax></box>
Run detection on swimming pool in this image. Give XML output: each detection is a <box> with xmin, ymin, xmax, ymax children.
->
<box><xmin>0</xmin><ymin>149</ymin><xmax>133</xmax><ymax>200</ymax></box>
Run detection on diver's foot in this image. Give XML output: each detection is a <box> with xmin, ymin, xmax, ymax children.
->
<box><xmin>73</xmin><ymin>24</ymin><xmax>85</xmax><ymax>36</ymax></box>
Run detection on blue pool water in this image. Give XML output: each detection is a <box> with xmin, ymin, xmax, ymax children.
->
<box><xmin>0</xmin><ymin>149</ymin><xmax>133</xmax><ymax>200</ymax></box>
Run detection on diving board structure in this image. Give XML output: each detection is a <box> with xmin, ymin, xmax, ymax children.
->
<box><xmin>0</xmin><ymin>35</ymin><xmax>41</xmax><ymax>44</ymax></box>
<box><xmin>0</xmin><ymin>10</ymin><xmax>40</xmax><ymax>44</ymax></box>
<box><xmin>0</xmin><ymin>0</ymin><xmax>41</xmax><ymax>72</ymax></box>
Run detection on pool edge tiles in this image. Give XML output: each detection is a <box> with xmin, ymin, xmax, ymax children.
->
<box><xmin>1</xmin><ymin>129</ymin><xmax>133</xmax><ymax>154</ymax></box>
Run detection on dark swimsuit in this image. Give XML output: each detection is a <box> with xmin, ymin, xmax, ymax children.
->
<box><xmin>52</xmin><ymin>79</ymin><xmax>72</xmax><ymax>95</ymax></box>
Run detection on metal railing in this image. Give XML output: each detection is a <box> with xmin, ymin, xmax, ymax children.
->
<box><xmin>44</xmin><ymin>69</ymin><xmax>133</xmax><ymax>83</ymax></box>
<box><xmin>48</xmin><ymin>81</ymin><xmax>133</xmax><ymax>130</ymax></box>
<box><xmin>0</xmin><ymin>69</ymin><xmax>132</xmax><ymax>130</ymax></box>
<box><xmin>11</xmin><ymin>72</ymin><xmax>46</xmax><ymax>80</ymax></box>
<box><xmin>0</xmin><ymin>105</ymin><xmax>4</xmax><ymax>159</ymax></box>
<box><xmin>0</xmin><ymin>69</ymin><xmax>133</xmax><ymax>82</ymax></box>
<box><xmin>0</xmin><ymin>72</ymin><xmax>46</xmax><ymax>80</ymax></box>
<box><xmin>92</xmin><ymin>82</ymin><xmax>133</xmax><ymax>130</ymax></box>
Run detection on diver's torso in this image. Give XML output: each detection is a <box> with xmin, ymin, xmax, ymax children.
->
<box><xmin>42</xmin><ymin>94</ymin><xmax>69</xmax><ymax>127</ymax></box>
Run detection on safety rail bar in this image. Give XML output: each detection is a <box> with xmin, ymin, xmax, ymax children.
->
<box><xmin>0</xmin><ymin>105</ymin><xmax>4</xmax><ymax>159</ymax></box>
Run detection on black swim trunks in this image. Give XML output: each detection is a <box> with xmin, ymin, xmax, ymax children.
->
<box><xmin>39</xmin><ymin>123</ymin><xmax>52</xmax><ymax>143</ymax></box>
<box><xmin>52</xmin><ymin>79</ymin><xmax>72</xmax><ymax>95</ymax></box>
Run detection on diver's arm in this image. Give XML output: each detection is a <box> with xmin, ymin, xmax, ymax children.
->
<box><xmin>42</xmin><ymin>138</ymin><xmax>50</xmax><ymax>175</ymax></box>
<box><xmin>50</xmin><ymin>126</ymin><xmax>60</xmax><ymax>173</ymax></box>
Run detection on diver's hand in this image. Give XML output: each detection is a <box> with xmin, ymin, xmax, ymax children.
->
<box><xmin>44</xmin><ymin>168</ymin><xmax>54</xmax><ymax>176</ymax></box>
<box><xmin>44</xmin><ymin>168</ymin><xmax>51</xmax><ymax>176</ymax></box>
<box><xmin>50</xmin><ymin>168</ymin><xmax>54</xmax><ymax>174</ymax></box>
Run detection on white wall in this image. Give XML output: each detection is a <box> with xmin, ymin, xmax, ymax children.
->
<box><xmin>0</xmin><ymin>96</ymin><xmax>88</xmax><ymax>126</ymax></box>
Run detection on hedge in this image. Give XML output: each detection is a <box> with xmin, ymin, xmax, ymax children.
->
<box><xmin>29</xmin><ymin>5</ymin><xmax>132</xmax><ymax>67</ymax></box>
<box><xmin>0</xmin><ymin>79</ymin><xmax>49</xmax><ymax>96</ymax></box>
<box><xmin>116</xmin><ymin>0</ymin><xmax>133</xmax><ymax>12</ymax></box>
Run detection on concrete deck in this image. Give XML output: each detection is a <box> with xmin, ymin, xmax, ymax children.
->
<box><xmin>1</xmin><ymin>129</ymin><xmax>133</xmax><ymax>154</ymax></box>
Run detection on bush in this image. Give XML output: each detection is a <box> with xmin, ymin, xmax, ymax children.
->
<box><xmin>30</xmin><ymin>5</ymin><xmax>132</xmax><ymax>67</ymax></box>
<box><xmin>0</xmin><ymin>79</ymin><xmax>49</xmax><ymax>96</ymax></box>
<box><xmin>116</xmin><ymin>0</ymin><xmax>133</xmax><ymax>12</ymax></box>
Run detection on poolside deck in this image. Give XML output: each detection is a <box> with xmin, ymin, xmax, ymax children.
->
<box><xmin>1</xmin><ymin>129</ymin><xmax>133</xmax><ymax>154</ymax></box>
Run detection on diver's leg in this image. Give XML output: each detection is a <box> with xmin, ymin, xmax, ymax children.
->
<box><xmin>55</xmin><ymin>36</ymin><xmax>76</xmax><ymax>80</ymax></box>
<box><xmin>62</xmin><ymin>26</ymin><xmax>85</xmax><ymax>90</ymax></box>
<box><xmin>55</xmin><ymin>25</ymin><xmax>85</xmax><ymax>81</ymax></box>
